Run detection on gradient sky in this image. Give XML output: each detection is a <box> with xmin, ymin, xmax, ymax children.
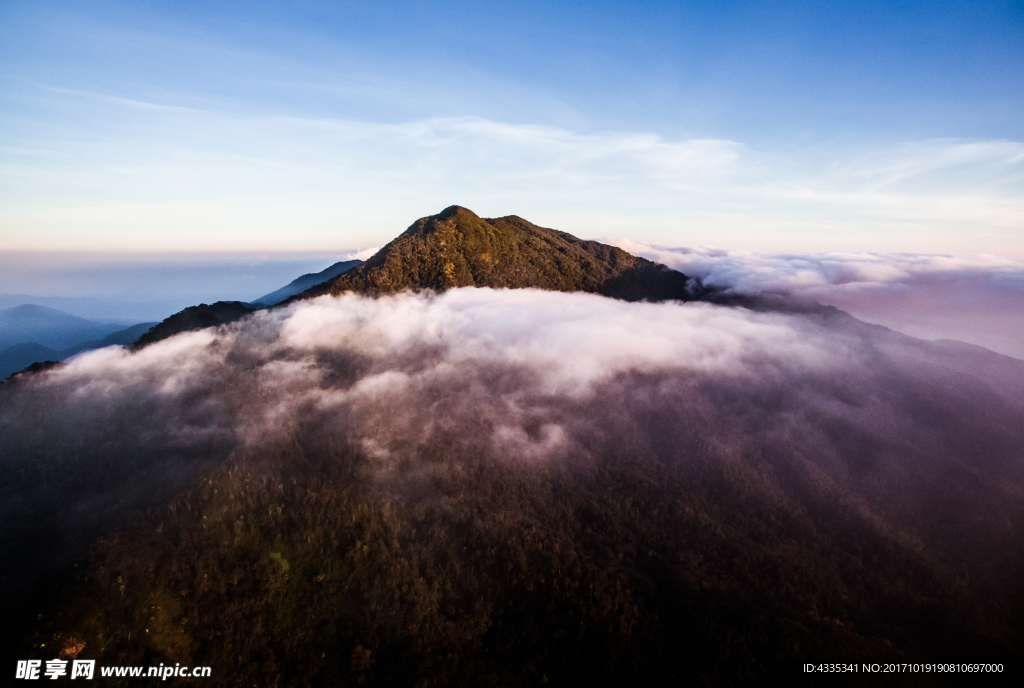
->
<box><xmin>1</xmin><ymin>0</ymin><xmax>1023</xmax><ymax>258</ymax></box>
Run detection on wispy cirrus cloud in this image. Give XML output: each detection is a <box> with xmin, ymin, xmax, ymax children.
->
<box><xmin>2</xmin><ymin>85</ymin><xmax>1022</xmax><ymax>255</ymax></box>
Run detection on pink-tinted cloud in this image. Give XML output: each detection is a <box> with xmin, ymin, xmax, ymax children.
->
<box><xmin>613</xmin><ymin>240</ymin><xmax>1024</xmax><ymax>359</ymax></box>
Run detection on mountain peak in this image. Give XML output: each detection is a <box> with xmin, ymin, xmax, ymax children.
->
<box><xmin>297</xmin><ymin>206</ymin><xmax>695</xmax><ymax>302</ymax></box>
<box><xmin>435</xmin><ymin>204</ymin><xmax>479</xmax><ymax>221</ymax></box>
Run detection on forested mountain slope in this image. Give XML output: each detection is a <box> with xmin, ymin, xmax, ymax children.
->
<box><xmin>297</xmin><ymin>206</ymin><xmax>696</xmax><ymax>302</ymax></box>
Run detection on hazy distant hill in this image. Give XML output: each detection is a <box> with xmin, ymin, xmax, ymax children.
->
<box><xmin>251</xmin><ymin>260</ymin><xmax>363</xmax><ymax>305</ymax></box>
<box><xmin>71</xmin><ymin>321</ymin><xmax>158</xmax><ymax>351</ymax></box>
<box><xmin>0</xmin><ymin>343</ymin><xmax>60</xmax><ymax>380</ymax></box>
<box><xmin>0</xmin><ymin>321</ymin><xmax>157</xmax><ymax>379</ymax></box>
<box><xmin>0</xmin><ymin>293</ymin><xmax>179</xmax><ymax>324</ymax></box>
<box><xmin>0</xmin><ymin>304</ymin><xmax>158</xmax><ymax>378</ymax></box>
<box><xmin>0</xmin><ymin>304</ymin><xmax>126</xmax><ymax>350</ymax></box>
<box><xmin>298</xmin><ymin>206</ymin><xmax>696</xmax><ymax>301</ymax></box>
<box><xmin>129</xmin><ymin>260</ymin><xmax>362</xmax><ymax>348</ymax></box>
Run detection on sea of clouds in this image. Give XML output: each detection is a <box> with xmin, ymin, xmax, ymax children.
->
<box><xmin>3</xmin><ymin>289</ymin><xmax>1024</xmax><ymax>601</ymax></box>
<box><xmin>613</xmin><ymin>240</ymin><xmax>1024</xmax><ymax>359</ymax></box>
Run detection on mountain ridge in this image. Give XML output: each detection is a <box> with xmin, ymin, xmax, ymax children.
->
<box><xmin>251</xmin><ymin>259</ymin><xmax>363</xmax><ymax>306</ymax></box>
<box><xmin>132</xmin><ymin>206</ymin><xmax>699</xmax><ymax>349</ymax></box>
<box><xmin>130</xmin><ymin>301</ymin><xmax>255</xmax><ymax>350</ymax></box>
<box><xmin>295</xmin><ymin>206</ymin><xmax>697</xmax><ymax>302</ymax></box>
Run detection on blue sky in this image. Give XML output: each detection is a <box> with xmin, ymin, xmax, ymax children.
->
<box><xmin>1</xmin><ymin>0</ymin><xmax>1022</xmax><ymax>261</ymax></box>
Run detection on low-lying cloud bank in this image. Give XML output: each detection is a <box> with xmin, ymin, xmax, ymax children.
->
<box><xmin>2</xmin><ymin>287</ymin><xmax>1020</xmax><ymax>677</ymax></box>
<box><xmin>3</xmin><ymin>288</ymin><xmax>1024</xmax><ymax>606</ymax></box>
<box><xmin>614</xmin><ymin>240</ymin><xmax>1024</xmax><ymax>359</ymax></box>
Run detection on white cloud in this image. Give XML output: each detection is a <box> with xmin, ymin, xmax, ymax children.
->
<box><xmin>11</xmin><ymin>287</ymin><xmax>1021</xmax><ymax>479</ymax></box>
<box><xmin>277</xmin><ymin>290</ymin><xmax>834</xmax><ymax>399</ymax></box>
<box><xmin>613</xmin><ymin>240</ymin><xmax>1024</xmax><ymax>358</ymax></box>
<box><xmin>6</xmin><ymin>286</ymin><xmax>1024</xmax><ymax>579</ymax></box>
<box><xmin>4</xmin><ymin>87</ymin><xmax>1021</xmax><ymax>255</ymax></box>
<box><xmin>14</xmin><ymin>289</ymin><xmax>859</xmax><ymax>466</ymax></box>
<box><xmin>341</xmin><ymin>247</ymin><xmax>380</xmax><ymax>261</ymax></box>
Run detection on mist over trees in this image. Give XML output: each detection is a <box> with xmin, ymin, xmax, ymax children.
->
<box><xmin>2</xmin><ymin>288</ymin><xmax>1022</xmax><ymax>685</ymax></box>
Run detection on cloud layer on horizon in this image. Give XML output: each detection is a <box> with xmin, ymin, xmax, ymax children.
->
<box><xmin>613</xmin><ymin>240</ymin><xmax>1024</xmax><ymax>359</ymax></box>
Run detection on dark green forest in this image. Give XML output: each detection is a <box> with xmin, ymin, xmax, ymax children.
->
<box><xmin>8</xmin><ymin>357</ymin><xmax>1024</xmax><ymax>686</ymax></box>
<box><xmin>21</xmin><ymin>432</ymin><xmax>1017</xmax><ymax>687</ymax></box>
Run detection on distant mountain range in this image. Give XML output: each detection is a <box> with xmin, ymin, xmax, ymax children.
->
<box><xmin>251</xmin><ymin>259</ymin><xmax>363</xmax><ymax>305</ymax></box>
<box><xmin>0</xmin><ymin>304</ymin><xmax>128</xmax><ymax>351</ymax></box>
<box><xmin>126</xmin><ymin>260</ymin><xmax>365</xmax><ymax>350</ymax></box>
<box><xmin>0</xmin><ymin>293</ymin><xmax>184</xmax><ymax>324</ymax></box>
<box><xmin>1</xmin><ymin>258</ymin><xmax>363</xmax><ymax>378</ymax></box>
<box><xmin>0</xmin><ymin>323</ymin><xmax>157</xmax><ymax>379</ymax></box>
<box><xmin>0</xmin><ymin>304</ymin><xmax>157</xmax><ymax>378</ymax></box>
